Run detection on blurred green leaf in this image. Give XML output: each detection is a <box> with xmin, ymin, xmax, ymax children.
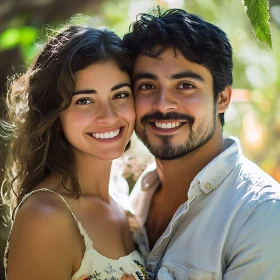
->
<box><xmin>0</xmin><ymin>26</ymin><xmax>38</xmax><ymax>50</ymax></box>
<box><xmin>243</xmin><ymin>0</ymin><xmax>272</xmax><ymax>48</ymax></box>
<box><xmin>0</xmin><ymin>28</ymin><xmax>21</xmax><ymax>49</ymax></box>
<box><xmin>19</xmin><ymin>27</ymin><xmax>38</xmax><ymax>47</ymax></box>
<box><xmin>19</xmin><ymin>26</ymin><xmax>39</xmax><ymax>63</ymax></box>
<box><xmin>20</xmin><ymin>43</ymin><xmax>41</xmax><ymax>64</ymax></box>
<box><xmin>0</xmin><ymin>26</ymin><xmax>39</xmax><ymax>63</ymax></box>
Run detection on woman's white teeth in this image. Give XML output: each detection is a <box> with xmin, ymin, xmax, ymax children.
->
<box><xmin>92</xmin><ymin>129</ymin><xmax>120</xmax><ymax>139</ymax></box>
<box><xmin>155</xmin><ymin>122</ymin><xmax>180</xmax><ymax>129</ymax></box>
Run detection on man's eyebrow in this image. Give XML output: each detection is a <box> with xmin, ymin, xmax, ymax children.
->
<box><xmin>132</xmin><ymin>72</ymin><xmax>158</xmax><ymax>84</ymax></box>
<box><xmin>72</xmin><ymin>89</ymin><xmax>97</xmax><ymax>96</ymax></box>
<box><xmin>132</xmin><ymin>71</ymin><xmax>204</xmax><ymax>84</ymax></box>
<box><xmin>171</xmin><ymin>71</ymin><xmax>205</xmax><ymax>83</ymax></box>
<box><xmin>111</xmin><ymin>83</ymin><xmax>131</xmax><ymax>91</ymax></box>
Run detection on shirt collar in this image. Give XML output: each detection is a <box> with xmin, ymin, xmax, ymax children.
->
<box><xmin>192</xmin><ymin>136</ymin><xmax>242</xmax><ymax>195</ymax></box>
<box><xmin>129</xmin><ymin>137</ymin><xmax>243</xmax><ymax>226</ymax></box>
<box><xmin>140</xmin><ymin>137</ymin><xmax>242</xmax><ymax>194</ymax></box>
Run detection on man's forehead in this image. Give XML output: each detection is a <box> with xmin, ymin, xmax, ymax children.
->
<box><xmin>133</xmin><ymin>49</ymin><xmax>210</xmax><ymax>80</ymax></box>
<box><xmin>133</xmin><ymin>50</ymin><xmax>182</xmax><ymax>75</ymax></box>
<box><xmin>135</xmin><ymin>47</ymin><xmax>179</xmax><ymax>62</ymax></box>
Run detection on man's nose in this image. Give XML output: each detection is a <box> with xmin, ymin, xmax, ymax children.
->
<box><xmin>152</xmin><ymin>88</ymin><xmax>178</xmax><ymax>113</ymax></box>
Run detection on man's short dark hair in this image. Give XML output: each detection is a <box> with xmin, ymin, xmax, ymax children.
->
<box><xmin>123</xmin><ymin>8</ymin><xmax>233</xmax><ymax>126</ymax></box>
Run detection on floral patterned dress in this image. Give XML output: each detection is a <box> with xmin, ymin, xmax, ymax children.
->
<box><xmin>4</xmin><ymin>188</ymin><xmax>149</xmax><ymax>280</ymax></box>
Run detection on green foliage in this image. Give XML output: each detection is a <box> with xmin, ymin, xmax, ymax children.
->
<box><xmin>0</xmin><ymin>28</ymin><xmax>20</xmax><ymax>49</ymax></box>
<box><xmin>0</xmin><ymin>26</ymin><xmax>39</xmax><ymax>63</ymax></box>
<box><xmin>243</xmin><ymin>0</ymin><xmax>272</xmax><ymax>48</ymax></box>
<box><xmin>0</xmin><ymin>27</ymin><xmax>38</xmax><ymax>49</ymax></box>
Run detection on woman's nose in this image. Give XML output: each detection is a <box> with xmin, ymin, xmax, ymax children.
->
<box><xmin>95</xmin><ymin>103</ymin><xmax>118</xmax><ymax>125</ymax></box>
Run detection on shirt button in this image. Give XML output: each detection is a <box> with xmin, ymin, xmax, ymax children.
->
<box><xmin>204</xmin><ymin>182</ymin><xmax>212</xmax><ymax>191</ymax></box>
<box><xmin>142</xmin><ymin>182</ymin><xmax>150</xmax><ymax>190</ymax></box>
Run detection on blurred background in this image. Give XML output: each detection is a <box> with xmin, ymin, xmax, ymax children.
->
<box><xmin>0</xmin><ymin>0</ymin><xmax>279</xmax><ymax>278</ymax></box>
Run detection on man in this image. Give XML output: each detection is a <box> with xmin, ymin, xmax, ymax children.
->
<box><xmin>123</xmin><ymin>8</ymin><xmax>280</xmax><ymax>279</ymax></box>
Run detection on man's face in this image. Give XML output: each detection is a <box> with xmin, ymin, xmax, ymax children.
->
<box><xmin>133</xmin><ymin>48</ymin><xmax>218</xmax><ymax>160</ymax></box>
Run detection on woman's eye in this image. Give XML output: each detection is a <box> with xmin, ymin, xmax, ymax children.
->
<box><xmin>114</xmin><ymin>92</ymin><xmax>129</xmax><ymax>99</ymax></box>
<box><xmin>76</xmin><ymin>98</ymin><xmax>92</xmax><ymax>105</ymax></box>
<box><xmin>178</xmin><ymin>83</ymin><xmax>195</xmax><ymax>89</ymax></box>
<box><xmin>139</xmin><ymin>84</ymin><xmax>155</xmax><ymax>90</ymax></box>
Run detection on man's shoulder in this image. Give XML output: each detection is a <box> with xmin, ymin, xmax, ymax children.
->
<box><xmin>237</xmin><ymin>156</ymin><xmax>280</xmax><ymax>201</ymax></box>
<box><xmin>218</xmin><ymin>154</ymin><xmax>280</xmax><ymax>227</ymax></box>
<box><xmin>239</xmin><ymin>156</ymin><xmax>278</xmax><ymax>186</ymax></box>
<box><xmin>222</xmin><ymin>136</ymin><xmax>279</xmax><ymax>197</ymax></box>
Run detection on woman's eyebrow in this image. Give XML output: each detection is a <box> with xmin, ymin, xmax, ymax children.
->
<box><xmin>72</xmin><ymin>83</ymin><xmax>131</xmax><ymax>95</ymax></box>
<box><xmin>72</xmin><ymin>89</ymin><xmax>97</xmax><ymax>96</ymax></box>
<box><xmin>111</xmin><ymin>82</ymin><xmax>131</xmax><ymax>91</ymax></box>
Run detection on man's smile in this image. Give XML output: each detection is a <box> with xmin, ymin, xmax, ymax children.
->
<box><xmin>147</xmin><ymin>121</ymin><xmax>188</xmax><ymax>133</ymax></box>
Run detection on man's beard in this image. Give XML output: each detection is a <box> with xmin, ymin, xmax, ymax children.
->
<box><xmin>135</xmin><ymin>110</ymin><xmax>216</xmax><ymax>160</ymax></box>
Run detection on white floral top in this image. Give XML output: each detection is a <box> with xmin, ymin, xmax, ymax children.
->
<box><xmin>4</xmin><ymin>188</ymin><xmax>148</xmax><ymax>280</ymax></box>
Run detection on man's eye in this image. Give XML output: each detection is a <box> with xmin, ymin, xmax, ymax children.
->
<box><xmin>114</xmin><ymin>92</ymin><xmax>129</xmax><ymax>99</ymax></box>
<box><xmin>178</xmin><ymin>83</ymin><xmax>194</xmax><ymax>89</ymax></box>
<box><xmin>76</xmin><ymin>98</ymin><xmax>92</xmax><ymax>105</ymax></box>
<box><xmin>139</xmin><ymin>84</ymin><xmax>155</xmax><ymax>90</ymax></box>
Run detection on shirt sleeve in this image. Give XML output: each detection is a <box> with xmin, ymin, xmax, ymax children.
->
<box><xmin>224</xmin><ymin>199</ymin><xmax>280</xmax><ymax>280</ymax></box>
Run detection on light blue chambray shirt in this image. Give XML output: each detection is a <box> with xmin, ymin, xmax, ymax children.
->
<box><xmin>128</xmin><ymin>137</ymin><xmax>280</xmax><ymax>280</ymax></box>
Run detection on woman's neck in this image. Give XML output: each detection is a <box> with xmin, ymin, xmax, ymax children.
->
<box><xmin>73</xmin><ymin>152</ymin><xmax>113</xmax><ymax>202</ymax></box>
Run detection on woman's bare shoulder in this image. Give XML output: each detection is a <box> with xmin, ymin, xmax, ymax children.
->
<box><xmin>15</xmin><ymin>190</ymin><xmax>72</xmax><ymax>223</ymax></box>
<box><xmin>7</xmin><ymin>191</ymin><xmax>77</xmax><ymax>279</ymax></box>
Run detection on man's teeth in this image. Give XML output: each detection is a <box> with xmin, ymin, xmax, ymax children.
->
<box><xmin>91</xmin><ymin>129</ymin><xmax>120</xmax><ymax>139</ymax></box>
<box><xmin>155</xmin><ymin>122</ymin><xmax>180</xmax><ymax>129</ymax></box>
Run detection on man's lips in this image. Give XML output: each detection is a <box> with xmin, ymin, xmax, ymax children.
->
<box><xmin>147</xmin><ymin>121</ymin><xmax>188</xmax><ymax>132</ymax></box>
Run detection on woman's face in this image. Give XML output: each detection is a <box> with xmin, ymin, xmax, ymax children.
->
<box><xmin>59</xmin><ymin>61</ymin><xmax>135</xmax><ymax>161</ymax></box>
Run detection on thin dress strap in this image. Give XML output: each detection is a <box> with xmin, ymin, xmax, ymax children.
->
<box><xmin>4</xmin><ymin>188</ymin><xmax>95</xmax><ymax>280</ymax></box>
<box><xmin>6</xmin><ymin>188</ymin><xmax>93</xmax><ymax>258</ymax></box>
<box><xmin>28</xmin><ymin>188</ymin><xmax>93</xmax><ymax>249</ymax></box>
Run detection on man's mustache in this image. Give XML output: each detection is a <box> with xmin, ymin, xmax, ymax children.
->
<box><xmin>140</xmin><ymin>112</ymin><xmax>194</xmax><ymax>125</ymax></box>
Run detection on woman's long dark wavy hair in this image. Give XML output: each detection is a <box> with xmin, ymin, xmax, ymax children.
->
<box><xmin>1</xmin><ymin>22</ymin><xmax>132</xmax><ymax>217</ymax></box>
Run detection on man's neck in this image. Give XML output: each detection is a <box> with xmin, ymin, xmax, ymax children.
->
<box><xmin>146</xmin><ymin>129</ymin><xmax>225</xmax><ymax>250</ymax></box>
<box><xmin>155</xmin><ymin>133</ymin><xmax>225</xmax><ymax>199</ymax></box>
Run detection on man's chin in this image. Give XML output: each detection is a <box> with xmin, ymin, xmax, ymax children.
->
<box><xmin>152</xmin><ymin>153</ymin><xmax>183</xmax><ymax>161</ymax></box>
<box><xmin>144</xmin><ymin>143</ymin><xmax>184</xmax><ymax>160</ymax></box>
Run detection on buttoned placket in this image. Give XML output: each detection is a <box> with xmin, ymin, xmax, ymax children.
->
<box><xmin>145</xmin><ymin>182</ymin><xmax>202</xmax><ymax>279</ymax></box>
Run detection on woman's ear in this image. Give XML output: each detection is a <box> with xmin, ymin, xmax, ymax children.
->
<box><xmin>217</xmin><ymin>85</ymin><xmax>232</xmax><ymax>113</ymax></box>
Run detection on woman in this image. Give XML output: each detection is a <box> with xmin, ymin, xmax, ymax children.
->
<box><xmin>1</xmin><ymin>23</ymin><xmax>148</xmax><ymax>280</ymax></box>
